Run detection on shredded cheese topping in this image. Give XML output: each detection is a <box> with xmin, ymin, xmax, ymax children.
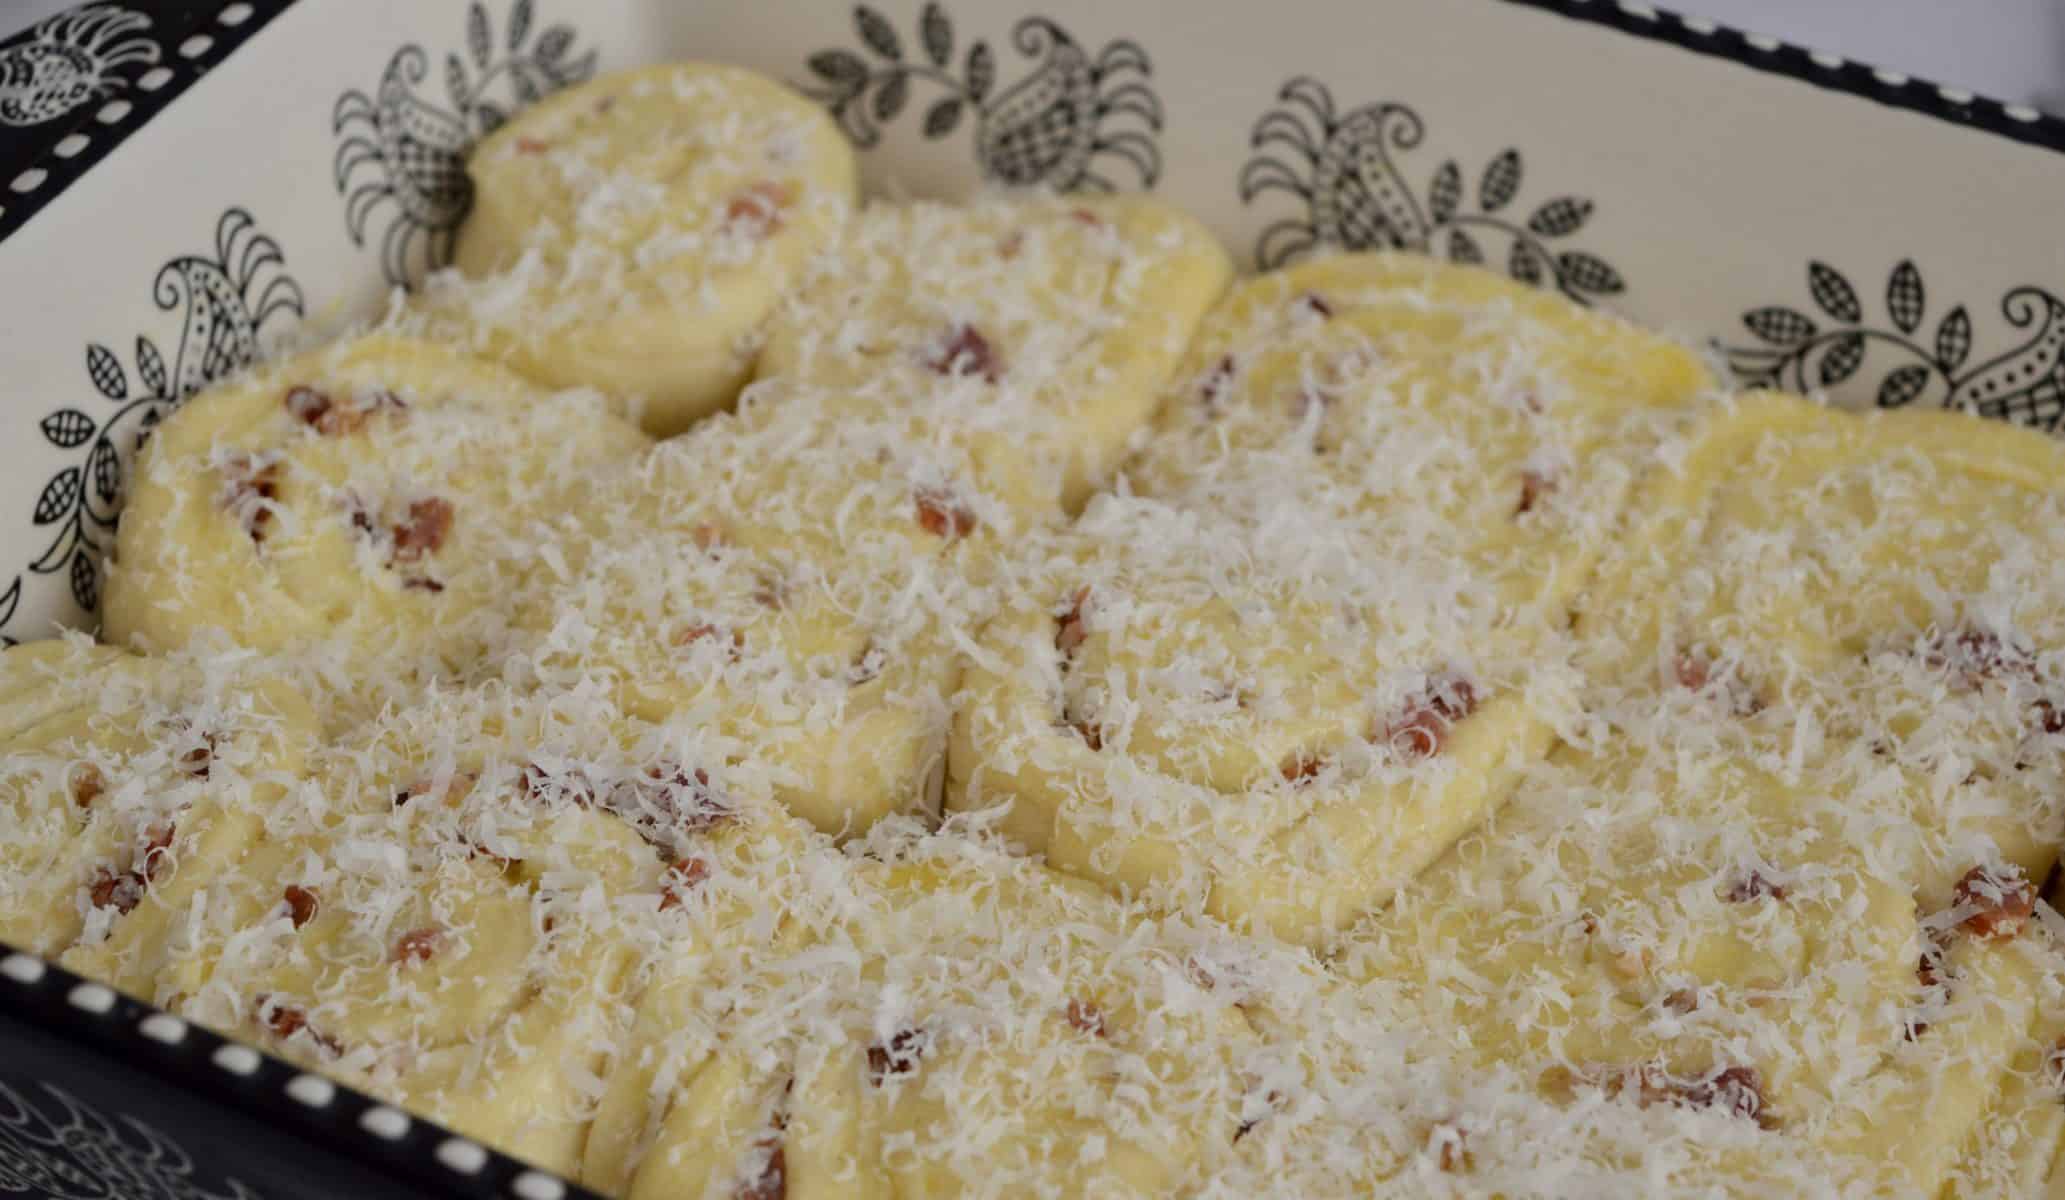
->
<box><xmin>10</xmin><ymin>60</ymin><xmax>2065</xmax><ymax>1200</ymax></box>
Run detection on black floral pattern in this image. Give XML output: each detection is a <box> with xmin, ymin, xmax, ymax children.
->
<box><xmin>0</xmin><ymin>209</ymin><xmax>302</xmax><ymax>643</ymax></box>
<box><xmin>332</xmin><ymin>0</ymin><xmax>596</xmax><ymax>287</ymax></box>
<box><xmin>799</xmin><ymin>4</ymin><xmax>1162</xmax><ymax>190</ymax></box>
<box><xmin>1238</xmin><ymin>78</ymin><xmax>1624</xmax><ymax>303</ymax></box>
<box><xmin>0</xmin><ymin>1081</ymin><xmax>261</xmax><ymax>1200</ymax></box>
<box><xmin>1723</xmin><ymin>260</ymin><xmax>2065</xmax><ymax>430</ymax></box>
<box><xmin>0</xmin><ymin>4</ymin><xmax>158</xmax><ymax>127</ymax></box>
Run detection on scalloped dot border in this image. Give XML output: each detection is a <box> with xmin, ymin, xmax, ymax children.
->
<box><xmin>66</xmin><ymin>982</ymin><xmax>115</xmax><ymax>1014</ymax></box>
<box><xmin>1</xmin><ymin>953</ymin><xmax>45</xmax><ymax>984</ymax></box>
<box><xmin>211</xmin><ymin>1044</ymin><xmax>261</xmax><ymax>1076</ymax></box>
<box><xmin>437</xmin><ymin>1137</ymin><xmax>489</xmax><ymax>1175</ymax></box>
<box><xmin>138</xmin><ymin>1013</ymin><xmax>188</xmax><ymax>1045</ymax></box>
<box><xmin>359</xmin><ymin>1106</ymin><xmax>412</xmax><ymax>1141</ymax></box>
<box><xmin>0</xmin><ymin>950</ymin><xmax>593</xmax><ymax>1196</ymax></box>
<box><xmin>286</xmin><ymin>1074</ymin><xmax>336</xmax><ymax>1108</ymax></box>
<box><xmin>512</xmin><ymin>1171</ymin><xmax>567</xmax><ymax>1200</ymax></box>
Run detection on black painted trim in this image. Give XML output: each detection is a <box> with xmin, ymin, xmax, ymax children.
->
<box><xmin>1494</xmin><ymin>0</ymin><xmax>2065</xmax><ymax>156</ymax></box>
<box><xmin>0</xmin><ymin>945</ymin><xmax>605</xmax><ymax>1200</ymax></box>
<box><xmin>0</xmin><ymin>1</ymin><xmax>301</xmax><ymax>245</ymax></box>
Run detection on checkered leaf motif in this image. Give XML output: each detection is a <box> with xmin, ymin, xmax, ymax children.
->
<box><xmin>800</xmin><ymin>9</ymin><xmax>1161</xmax><ymax>191</ymax></box>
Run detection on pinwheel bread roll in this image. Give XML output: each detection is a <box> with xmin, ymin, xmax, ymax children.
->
<box><xmin>102</xmin><ymin>334</ymin><xmax>647</xmax><ymax>678</ymax></box>
<box><xmin>1125</xmin><ymin>251</ymin><xmax>1714</xmax><ymax>612</ymax></box>
<box><xmin>505</xmin><ymin>402</ymin><xmax>1013</xmax><ymax>838</ymax></box>
<box><xmin>950</xmin><ymin>255</ymin><xmax>1711</xmax><ymax>947</ymax></box>
<box><xmin>130</xmin><ymin>683</ymin><xmax>804</xmax><ymax>1176</ymax></box>
<box><xmin>0</xmin><ymin>637</ymin><xmax>315</xmax><ymax>997</ymax></box>
<box><xmin>595</xmin><ymin>832</ymin><xmax>1254</xmax><ymax>1200</ymax></box>
<box><xmin>1320</xmin><ymin>392</ymin><xmax>2065</xmax><ymax>1193</ymax></box>
<box><xmin>428</xmin><ymin>63</ymin><xmax>857</xmax><ymax>435</ymax></box>
<box><xmin>752</xmin><ymin>193</ymin><xmax>1233</xmax><ymax>514</ymax></box>
<box><xmin>1575</xmin><ymin>392</ymin><xmax>2065</xmax><ymax>899</ymax></box>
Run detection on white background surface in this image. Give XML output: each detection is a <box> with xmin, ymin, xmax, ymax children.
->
<box><xmin>4</xmin><ymin>0</ymin><xmax>2062</xmax><ymax>111</ymax></box>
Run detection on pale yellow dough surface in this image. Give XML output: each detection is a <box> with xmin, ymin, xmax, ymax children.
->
<box><xmin>504</xmin><ymin>408</ymin><xmax>998</xmax><ymax>838</ymax></box>
<box><xmin>125</xmin><ymin>684</ymin><xmax>805</xmax><ymax>1177</ymax></box>
<box><xmin>949</xmin><ymin>254</ymin><xmax>1711</xmax><ymax>947</ymax></box>
<box><xmin>596</xmin><ymin>834</ymin><xmax>1256</xmax><ymax>1200</ymax></box>
<box><xmin>20</xmin><ymin>97</ymin><xmax>2065</xmax><ymax>1195</ymax></box>
<box><xmin>102</xmin><ymin>334</ymin><xmax>648</xmax><ymax>676</ymax></box>
<box><xmin>0</xmin><ymin>638</ymin><xmax>315</xmax><ymax>995</ymax></box>
<box><xmin>433</xmin><ymin>63</ymin><xmax>857</xmax><ymax>436</ymax></box>
<box><xmin>753</xmin><ymin>193</ymin><xmax>1233</xmax><ymax>514</ymax></box>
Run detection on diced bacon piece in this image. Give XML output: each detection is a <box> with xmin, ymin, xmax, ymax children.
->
<box><xmin>1593</xmin><ymin>1063</ymin><xmax>1775</xmax><ymax>1129</ymax></box>
<box><xmin>88</xmin><ymin>867</ymin><xmax>145</xmax><ymax>915</ymax></box>
<box><xmin>1515</xmin><ymin>468</ymin><xmax>1557</xmax><ymax>516</ymax></box>
<box><xmin>691</xmin><ymin>522</ymin><xmax>729</xmax><ymax>552</ymax></box>
<box><xmin>1292</xmin><ymin>291</ymin><xmax>1335</xmax><ymax>320</ymax></box>
<box><xmin>922</xmin><ymin>323</ymin><xmax>1001</xmax><ymax>383</ymax></box>
<box><xmin>1291</xmin><ymin>387</ymin><xmax>1330</xmax><ymax>421</ymax></box>
<box><xmin>1065</xmin><ymin>999</ymin><xmax>1107</xmax><ymax>1037</ymax></box>
<box><xmin>600</xmin><ymin>762</ymin><xmax>735</xmax><ymax>855</ymax></box>
<box><xmin>401</xmin><ymin>576</ymin><xmax>444</xmax><ymax>593</ymax></box>
<box><xmin>218</xmin><ymin>453</ymin><xmax>281</xmax><ymax>544</ymax></box>
<box><xmin>657</xmin><ymin>857</ymin><xmax>710</xmax><ymax>911</ymax></box>
<box><xmin>673</xmin><ymin>623</ymin><xmax>744</xmax><ymax>660</ymax></box>
<box><xmin>1234</xmin><ymin>1085</ymin><xmax>1285</xmax><ymax>1142</ymax></box>
<box><xmin>68</xmin><ymin>763</ymin><xmax>104</xmax><ymax>809</ymax></box>
<box><xmin>1922</xmin><ymin>627</ymin><xmax>2035</xmax><ymax>689</ymax></box>
<box><xmin>258</xmin><ymin>995</ymin><xmax>343</xmax><ymax>1056</ymax></box>
<box><xmin>1951</xmin><ymin>864</ymin><xmax>2035</xmax><ymax>941</ymax></box>
<box><xmin>1673</xmin><ymin>650</ymin><xmax>1763</xmax><ymax>716</ymax></box>
<box><xmin>637</xmin><ymin>762</ymin><xmax>732</xmax><ymax>830</ymax></box>
<box><xmin>1067</xmin><ymin>717</ymin><xmax>1104</xmax><ymax>752</ymax></box>
<box><xmin>867</xmin><ymin>1027</ymin><xmax>930</xmax><ymax>1086</ymax></box>
<box><xmin>1682</xmin><ymin>1066</ymin><xmax>1772</xmax><ymax>1127</ymax></box>
<box><xmin>737</xmin><ymin>1139</ymin><xmax>784</xmax><ymax>1200</ymax></box>
<box><xmin>344</xmin><ymin>493</ymin><xmax>376</xmax><ymax>538</ymax></box>
<box><xmin>286</xmin><ymin>385</ymin><xmax>401</xmax><ymax>436</ymax></box>
<box><xmin>282</xmin><ymin>885</ymin><xmax>319</xmax><ymax>929</ymax></box>
<box><xmin>1199</xmin><ymin>355</ymin><xmax>1236</xmax><ymax>411</ymax></box>
<box><xmin>462</xmin><ymin>832</ymin><xmax>520</xmax><ymax>869</ymax></box>
<box><xmin>1067</xmin><ymin>206</ymin><xmax>1105</xmax><ymax>229</ymax></box>
<box><xmin>392</xmin><ymin>927</ymin><xmax>442</xmax><ymax>966</ymax></box>
<box><xmin>390</xmin><ymin>497</ymin><xmax>453</xmax><ymax>563</ymax></box>
<box><xmin>177</xmin><ymin>731</ymin><xmax>217</xmax><ymax>779</ymax></box>
<box><xmin>284</xmin><ymin>386</ymin><xmax>332</xmax><ymax>427</ymax></box>
<box><xmin>1428</xmin><ymin>1120</ymin><xmax>1470</xmax><ymax>1172</ymax></box>
<box><xmin>138</xmin><ymin>822</ymin><xmax>175</xmax><ymax>881</ymax></box>
<box><xmin>725</xmin><ymin>180</ymin><xmax>794</xmax><ymax>239</ymax></box>
<box><xmin>521</xmin><ymin>762</ymin><xmax>597</xmax><ymax>809</ymax></box>
<box><xmin>849</xmin><ymin>642</ymin><xmax>885</xmax><ymax>686</ymax></box>
<box><xmin>1055</xmin><ymin>587</ymin><xmax>1093</xmax><ymax>656</ymax></box>
<box><xmin>88</xmin><ymin>819</ymin><xmax>175</xmax><ymax>912</ymax></box>
<box><xmin>2035</xmin><ymin>698</ymin><xmax>2063</xmax><ymax>735</ymax></box>
<box><xmin>914</xmin><ymin>488</ymin><xmax>977</xmax><ymax>540</ymax></box>
<box><xmin>1376</xmin><ymin>674</ymin><xmax>1478</xmax><ymax>761</ymax></box>
<box><xmin>514</xmin><ymin>136</ymin><xmax>550</xmax><ymax>154</ymax></box>
<box><xmin>1916</xmin><ymin>941</ymin><xmax>1948</xmax><ymax>989</ymax></box>
<box><xmin>1663</xmin><ymin>987</ymin><xmax>1700</xmax><ymax>1014</ymax></box>
<box><xmin>752</xmin><ymin>568</ymin><xmax>788</xmax><ymax>610</ymax></box>
<box><xmin>1280</xmin><ymin>752</ymin><xmax>1326</xmax><ymax>786</ymax></box>
<box><xmin>1723</xmin><ymin>867</ymin><xmax>1789</xmax><ymax>903</ymax></box>
<box><xmin>395</xmin><ymin>771</ymin><xmax>478</xmax><ymax>810</ymax></box>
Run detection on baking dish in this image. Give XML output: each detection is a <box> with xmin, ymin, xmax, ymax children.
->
<box><xmin>1</xmin><ymin>1</ymin><xmax>2061</xmax><ymax>1194</ymax></box>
